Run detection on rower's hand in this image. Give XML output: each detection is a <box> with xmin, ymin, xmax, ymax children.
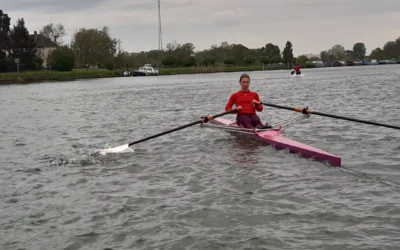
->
<box><xmin>236</xmin><ymin>106</ymin><xmax>243</xmax><ymax>111</ymax></box>
<box><xmin>252</xmin><ymin>100</ymin><xmax>261</xmax><ymax>105</ymax></box>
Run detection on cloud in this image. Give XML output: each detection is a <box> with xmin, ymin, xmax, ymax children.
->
<box><xmin>3</xmin><ymin>0</ymin><xmax>400</xmax><ymax>55</ymax></box>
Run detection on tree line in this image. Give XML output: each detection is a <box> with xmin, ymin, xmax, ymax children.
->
<box><xmin>1</xmin><ymin>9</ymin><xmax>400</xmax><ymax>73</ymax></box>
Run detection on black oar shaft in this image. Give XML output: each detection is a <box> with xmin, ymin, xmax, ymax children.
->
<box><xmin>128</xmin><ymin>109</ymin><xmax>235</xmax><ymax>147</ymax></box>
<box><xmin>261</xmin><ymin>102</ymin><xmax>400</xmax><ymax>130</ymax></box>
<box><xmin>309</xmin><ymin>110</ymin><xmax>400</xmax><ymax>130</ymax></box>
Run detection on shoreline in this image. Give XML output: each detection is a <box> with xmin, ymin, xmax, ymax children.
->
<box><xmin>0</xmin><ymin>65</ymin><xmax>283</xmax><ymax>84</ymax></box>
<box><xmin>1</xmin><ymin>64</ymin><xmax>398</xmax><ymax>84</ymax></box>
<box><xmin>0</xmin><ymin>69</ymin><xmax>122</xmax><ymax>84</ymax></box>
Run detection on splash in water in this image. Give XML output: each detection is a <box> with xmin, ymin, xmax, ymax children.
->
<box><xmin>96</xmin><ymin>143</ymin><xmax>135</xmax><ymax>155</ymax></box>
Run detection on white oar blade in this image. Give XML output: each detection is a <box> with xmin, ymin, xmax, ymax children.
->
<box><xmin>97</xmin><ymin>144</ymin><xmax>131</xmax><ymax>155</ymax></box>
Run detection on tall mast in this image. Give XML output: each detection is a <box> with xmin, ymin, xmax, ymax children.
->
<box><xmin>157</xmin><ymin>0</ymin><xmax>163</xmax><ymax>51</ymax></box>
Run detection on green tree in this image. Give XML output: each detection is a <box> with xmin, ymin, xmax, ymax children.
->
<box><xmin>202</xmin><ymin>56</ymin><xmax>216</xmax><ymax>66</ymax></box>
<box><xmin>343</xmin><ymin>50</ymin><xmax>355</xmax><ymax>61</ymax></box>
<box><xmin>0</xmin><ymin>10</ymin><xmax>11</xmax><ymax>52</ymax></box>
<box><xmin>175</xmin><ymin>42</ymin><xmax>195</xmax><ymax>66</ymax></box>
<box><xmin>224</xmin><ymin>57</ymin><xmax>235</xmax><ymax>66</ymax></box>
<box><xmin>370</xmin><ymin>48</ymin><xmax>384</xmax><ymax>60</ymax></box>
<box><xmin>328</xmin><ymin>44</ymin><xmax>345</xmax><ymax>60</ymax></box>
<box><xmin>114</xmin><ymin>51</ymin><xmax>133</xmax><ymax>70</ymax></box>
<box><xmin>48</xmin><ymin>46</ymin><xmax>75</xmax><ymax>71</ymax></box>
<box><xmin>382</xmin><ymin>39</ymin><xmax>400</xmax><ymax>59</ymax></box>
<box><xmin>263</xmin><ymin>43</ymin><xmax>280</xmax><ymax>60</ymax></box>
<box><xmin>259</xmin><ymin>56</ymin><xmax>270</xmax><ymax>65</ymax></box>
<box><xmin>9</xmin><ymin>18</ymin><xmax>37</xmax><ymax>70</ymax></box>
<box><xmin>162</xmin><ymin>55</ymin><xmax>176</xmax><ymax>66</ymax></box>
<box><xmin>282</xmin><ymin>41</ymin><xmax>294</xmax><ymax>66</ymax></box>
<box><xmin>295</xmin><ymin>55</ymin><xmax>309</xmax><ymax>66</ymax></box>
<box><xmin>163</xmin><ymin>41</ymin><xmax>195</xmax><ymax>66</ymax></box>
<box><xmin>0</xmin><ymin>10</ymin><xmax>12</xmax><ymax>72</ymax></box>
<box><xmin>271</xmin><ymin>55</ymin><xmax>282</xmax><ymax>64</ymax></box>
<box><xmin>320</xmin><ymin>50</ymin><xmax>329</xmax><ymax>64</ymax></box>
<box><xmin>244</xmin><ymin>55</ymin><xmax>256</xmax><ymax>65</ymax></box>
<box><xmin>352</xmin><ymin>42</ymin><xmax>366</xmax><ymax>60</ymax></box>
<box><xmin>70</xmin><ymin>26</ymin><xmax>117</xmax><ymax>67</ymax></box>
<box><xmin>230</xmin><ymin>44</ymin><xmax>248</xmax><ymax>65</ymax></box>
<box><xmin>40</xmin><ymin>23</ymin><xmax>66</xmax><ymax>45</ymax></box>
<box><xmin>182</xmin><ymin>56</ymin><xmax>196</xmax><ymax>67</ymax></box>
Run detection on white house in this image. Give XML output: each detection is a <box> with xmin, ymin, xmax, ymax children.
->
<box><xmin>31</xmin><ymin>31</ymin><xmax>59</xmax><ymax>67</ymax></box>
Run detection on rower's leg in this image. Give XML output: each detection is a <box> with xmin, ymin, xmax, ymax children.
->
<box><xmin>236</xmin><ymin>114</ymin><xmax>253</xmax><ymax>128</ymax></box>
<box><xmin>250</xmin><ymin>114</ymin><xmax>263</xmax><ymax>128</ymax></box>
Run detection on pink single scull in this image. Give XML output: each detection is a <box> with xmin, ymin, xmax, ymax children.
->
<box><xmin>206</xmin><ymin>117</ymin><xmax>342</xmax><ymax>167</ymax></box>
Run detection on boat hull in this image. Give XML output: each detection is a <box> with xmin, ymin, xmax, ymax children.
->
<box><xmin>210</xmin><ymin>118</ymin><xmax>341</xmax><ymax>166</ymax></box>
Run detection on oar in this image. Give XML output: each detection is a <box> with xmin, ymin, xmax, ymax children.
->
<box><xmin>261</xmin><ymin>102</ymin><xmax>400</xmax><ymax>130</ymax></box>
<box><xmin>98</xmin><ymin>109</ymin><xmax>237</xmax><ymax>153</ymax></box>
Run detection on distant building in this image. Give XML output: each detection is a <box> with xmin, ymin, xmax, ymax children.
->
<box><xmin>310</xmin><ymin>60</ymin><xmax>325</xmax><ymax>68</ymax></box>
<box><xmin>30</xmin><ymin>31</ymin><xmax>59</xmax><ymax>68</ymax></box>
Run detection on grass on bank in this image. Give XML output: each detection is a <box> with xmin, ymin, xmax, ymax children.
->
<box><xmin>159</xmin><ymin>64</ymin><xmax>283</xmax><ymax>75</ymax></box>
<box><xmin>0</xmin><ymin>64</ymin><xmax>285</xmax><ymax>84</ymax></box>
<box><xmin>0</xmin><ymin>69</ymin><xmax>121</xmax><ymax>84</ymax></box>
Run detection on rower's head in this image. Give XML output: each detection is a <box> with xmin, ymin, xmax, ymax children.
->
<box><xmin>239</xmin><ymin>73</ymin><xmax>250</xmax><ymax>91</ymax></box>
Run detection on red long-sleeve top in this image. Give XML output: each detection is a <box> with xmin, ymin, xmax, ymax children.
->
<box><xmin>294</xmin><ymin>66</ymin><xmax>302</xmax><ymax>71</ymax></box>
<box><xmin>225</xmin><ymin>90</ymin><xmax>263</xmax><ymax>114</ymax></box>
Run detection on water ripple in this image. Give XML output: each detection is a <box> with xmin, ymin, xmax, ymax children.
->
<box><xmin>1</xmin><ymin>66</ymin><xmax>400</xmax><ymax>250</ymax></box>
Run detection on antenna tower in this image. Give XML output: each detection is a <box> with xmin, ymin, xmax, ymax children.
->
<box><xmin>157</xmin><ymin>0</ymin><xmax>163</xmax><ymax>51</ymax></box>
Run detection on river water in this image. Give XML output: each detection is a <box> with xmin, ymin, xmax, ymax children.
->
<box><xmin>1</xmin><ymin>65</ymin><xmax>400</xmax><ymax>250</ymax></box>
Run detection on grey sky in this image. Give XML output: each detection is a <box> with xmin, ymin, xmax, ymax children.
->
<box><xmin>3</xmin><ymin>0</ymin><xmax>400</xmax><ymax>55</ymax></box>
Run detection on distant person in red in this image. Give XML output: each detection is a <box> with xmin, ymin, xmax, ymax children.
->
<box><xmin>291</xmin><ymin>65</ymin><xmax>302</xmax><ymax>75</ymax></box>
<box><xmin>225</xmin><ymin>73</ymin><xmax>267</xmax><ymax>129</ymax></box>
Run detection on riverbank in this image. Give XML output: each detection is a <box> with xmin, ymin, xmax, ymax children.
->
<box><xmin>0</xmin><ymin>65</ymin><xmax>285</xmax><ymax>84</ymax></box>
<box><xmin>159</xmin><ymin>65</ymin><xmax>282</xmax><ymax>75</ymax></box>
<box><xmin>0</xmin><ymin>69</ymin><xmax>121</xmax><ymax>84</ymax></box>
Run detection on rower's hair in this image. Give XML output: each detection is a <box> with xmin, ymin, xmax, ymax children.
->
<box><xmin>239</xmin><ymin>73</ymin><xmax>250</xmax><ymax>82</ymax></box>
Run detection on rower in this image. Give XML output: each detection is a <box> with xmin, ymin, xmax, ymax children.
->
<box><xmin>291</xmin><ymin>65</ymin><xmax>302</xmax><ymax>75</ymax></box>
<box><xmin>225</xmin><ymin>73</ymin><xmax>269</xmax><ymax>129</ymax></box>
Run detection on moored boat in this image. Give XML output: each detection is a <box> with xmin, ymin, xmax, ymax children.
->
<box><xmin>131</xmin><ymin>64</ymin><xmax>160</xmax><ymax>76</ymax></box>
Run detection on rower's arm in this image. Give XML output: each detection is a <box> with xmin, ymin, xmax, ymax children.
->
<box><xmin>254</xmin><ymin>93</ymin><xmax>263</xmax><ymax>112</ymax></box>
<box><xmin>225</xmin><ymin>94</ymin><xmax>237</xmax><ymax>113</ymax></box>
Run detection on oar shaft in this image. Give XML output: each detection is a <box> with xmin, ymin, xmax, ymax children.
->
<box><xmin>308</xmin><ymin>110</ymin><xmax>400</xmax><ymax>130</ymax></box>
<box><xmin>128</xmin><ymin>109</ymin><xmax>235</xmax><ymax>147</ymax></box>
<box><xmin>261</xmin><ymin>102</ymin><xmax>400</xmax><ymax>130</ymax></box>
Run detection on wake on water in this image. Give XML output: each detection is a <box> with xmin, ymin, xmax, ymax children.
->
<box><xmin>96</xmin><ymin>143</ymin><xmax>134</xmax><ymax>155</ymax></box>
<box><xmin>48</xmin><ymin>143</ymin><xmax>134</xmax><ymax>166</ymax></box>
<box><xmin>291</xmin><ymin>73</ymin><xmax>305</xmax><ymax>77</ymax></box>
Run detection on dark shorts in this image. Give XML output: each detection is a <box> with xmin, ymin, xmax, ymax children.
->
<box><xmin>236</xmin><ymin>114</ymin><xmax>262</xmax><ymax>129</ymax></box>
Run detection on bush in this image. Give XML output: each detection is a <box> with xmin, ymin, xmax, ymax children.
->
<box><xmin>33</xmin><ymin>55</ymin><xmax>44</xmax><ymax>70</ymax></box>
<box><xmin>224</xmin><ymin>57</ymin><xmax>235</xmax><ymax>66</ymax></box>
<box><xmin>202</xmin><ymin>56</ymin><xmax>216</xmax><ymax>66</ymax></box>
<box><xmin>104</xmin><ymin>58</ymin><xmax>115</xmax><ymax>70</ymax></box>
<box><xmin>182</xmin><ymin>56</ymin><xmax>196</xmax><ymax>67</ymax></box>
<box><xmin>0</xmin><ymin>59</ymin><xmax>16</xmax><ymax>73</ymax></box>
<box><xmin>259</xmin><ymin>56</ymin><xmax>270</xmax><ymax>64</ymax></box>
<box><xmin>244</xmin><ymin>55</ymin><xmax>256</xmax><ymax>65</ymax></box>
<box><xmin>48</xmin><ymin>46</ymin><xmax>75</xmax><ymax>71</ymax></box>
<box><xmin>161</xmin><ymin>55</ymin><xmax>177</xmax><ymax>67</ymax></box>
<box><xmin>0</xmin><ymin>69</ymin><xmax>121</xmax><ymax>84</ymax></box>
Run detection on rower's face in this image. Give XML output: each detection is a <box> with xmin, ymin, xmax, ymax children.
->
<box><xmin>240</xmin><ymin>77</ymin><xmax>250</xmax><ymax>90</ymax></box>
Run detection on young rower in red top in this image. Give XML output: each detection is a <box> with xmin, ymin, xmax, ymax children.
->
<box><xmin>225</xmin><ymin>73</ymin><xmax>265</xmax><ymax>129</ymax></box>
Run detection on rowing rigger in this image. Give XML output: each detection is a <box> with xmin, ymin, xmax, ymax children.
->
<box><xmin>202</xmin><ymin>103</ymin><xmax>400</xmax><ymax>167</ymax></box>
<box><xmin>203</xmin><ymin>116</ymin><xmax>343</xmax><ymax>167</ymax></box>
<box><xmin>97</xmin><ymin>103</ymin><xmax>399</xmax><ymax>167</ymax></box>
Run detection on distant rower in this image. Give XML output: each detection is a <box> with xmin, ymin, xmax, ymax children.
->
<box><xmin>225</xmin><ymin>73</ymin><xmax>268</xmax><ymax>129</ymax></box>
<box><xmin>291</xmin><ymin>65</ymin><xmax>302</xmax><ymax>75</ymax></box>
